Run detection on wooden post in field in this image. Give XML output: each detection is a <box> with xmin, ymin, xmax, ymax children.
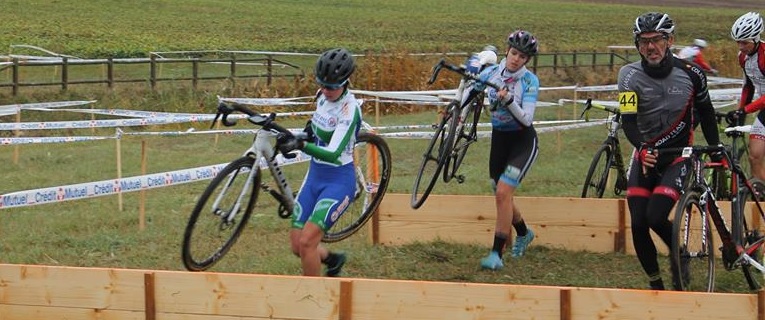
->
<box><xmin>116</xmin><ymin>130</ymin><xmax>123</xmax><ymax>211</ymax></box>
<box><xmin>375</xmin><ymin>99</ymin><xmax>380</xmax><ymax>127</ymax></box>
<box><xmin>139</xmin><ymin>140</ymin><xmax>148</xmax><ymax>230</ymax></box>
<box><xmin>572</xmin><ymin>83</ymin><xmax>579</xmax><ymax>121</ymax></box>
<box><xmin>556</xmin><ymin>96</ymin><xmax>562</xmax><ymax>154</ymax></box>
<box><xmin>366</xmin><ymin>138</ymin><xmax>380</xmax><ymax>244</ymax></box>
<box><xmin>12</xmin><ymin>106</ymin><xmax>20</xmax><ymax>164</ymax></box>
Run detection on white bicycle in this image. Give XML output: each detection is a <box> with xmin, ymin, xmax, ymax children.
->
<box><xmin>182</xmin><ymin>102</ymin><xmax>391</xmax><ymax>271</ymax></box>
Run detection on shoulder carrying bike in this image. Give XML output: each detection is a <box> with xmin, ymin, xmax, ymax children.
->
<box><xmin>410</xmin><ymin>58</ymin><xmax>499</xmax><ymax>209</ymax></box>
<box><xmin>579</xmin><ymin>98</ymin><xmax>631</xmax><ymax>198</ymax></box>
<box><xmin>667</xmin><ymin>123</ymin><xmax>765</xmax><ymax>291</ymax></box>
<box><xmin>182</xmin><ymin>102</ymin><xmax>392</xmax><ymax>271</ymax></box>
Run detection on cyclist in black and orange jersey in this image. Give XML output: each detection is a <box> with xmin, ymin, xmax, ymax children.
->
<box><xmin>728</xmin><ymin>12</ymin><xmax>765</xmax><ymax>182</ymax></box>
<box><xmin>618</xmin><ymin>12</ymin><xmax>720</xmax><ymax>290</ymax></box>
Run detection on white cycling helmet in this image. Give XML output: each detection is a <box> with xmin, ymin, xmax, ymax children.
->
<box><xmin>693</xmin><ymin>38</ymin><xmax>708</xmax><ymax>48</ymax></box>
<box><xmin>731</xmin><ymin>12</ymin><xmax>763</xmax><ymax>42</ymax></box>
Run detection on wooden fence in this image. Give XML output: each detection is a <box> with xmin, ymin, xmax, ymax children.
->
<box><xmin>1</xmin><ymin>263</ymin><xmax>761</xmax><ymax>320</ymax></box>
<box><xmin>2</xmin><ymin>194</ymin><xmax>765</xmax><ymax>319</ymax></box>
<box><xmin>0</xmin><ymin>50</ymin><xmax>633</xmax><ymax>96</ymax></box>
<box><xmin>375</xmin><ymin>194</ymin><xmax>759</xmax><ymax>256</ymax></box>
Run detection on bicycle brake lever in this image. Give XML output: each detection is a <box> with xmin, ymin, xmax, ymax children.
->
<box><xmin>579</xmin><ymin>98</ymin><xmax>593</xmax><ymax>120</ymax></box>
<box><xmin>427</xmin><ymin>59</ymin><xmax>445</xmax><ymax>85</ymax></box>
<box><xmin>210</xmin><ymin>112</ymin><xmax>221</xmax><ymax>129</ymax></box>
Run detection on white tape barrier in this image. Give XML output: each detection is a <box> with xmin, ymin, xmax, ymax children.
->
<box><xmin>0</xmin><ymin>152</ymin><xmax>311</xmax><ymax>210</ymax></box>
<box><xmin>560</xmin><ymin>98</ymin><xmax>739</xmax><ymax>110</ymax></box>
<box><xmin>0</xmin><ymin>110</ymin><xmax>315</xmax><ymax>131</ymax></box>
<box><xmin>0</xmin><ymin>100</ymin><xmax>96</xmax><ymax>116</ymax></box>
<box><xmin>376</xmin><ymin>119</ymin><xmax>606</xmax><ymax>139</ymax></box>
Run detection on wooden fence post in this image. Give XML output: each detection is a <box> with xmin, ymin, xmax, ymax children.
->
<box><xmin>107</xmin><ymin>58</ymin><xmax>114</xmax><ymax>89</ymax></box>
<box><xmin>12</xmin><ymin>58</ymin><xmax>18</xmax><ymax>96</ymax></box>
<box><xmin>609</xmin><ymin>50</ymin><xmax>615</xmax><ymax>70</ymax></box>
<box><xmin>150</xmin><ymin>54</ymin><xmax>157</xmax><ymax>91</ymax></box>
<box><xmin>192</xmin><ymin>59</ymin><xmax>198</xmax><ymax>90</ymax></box>
<box><xmin>591</xmin><ymin>50</ymin><xmax>597</xmax><ymax>71</ymax></box>
<box><xmin>61</xmin><ymin>57</ymin><xmax>68</xmax><ymax>91</ymax></box>
<box><xmin>553</xmin><ymin>53</ymin><xmax>558</xmax><ymax>74</ymax></box>
<box><xmin>229</xmin><ymin>54</ymin><xmax>237</xmax><ymax>90</ymax></box>
<box><xmin>267</xmin><ymin>54</ymin><xmax>273</xmax><ymax>86</ymax></box>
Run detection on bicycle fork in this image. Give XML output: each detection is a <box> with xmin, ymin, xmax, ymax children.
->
<box><xmin>212</xmin><ymin>164</ymin><xmax>259</xmax><ymax>226</ymax></box>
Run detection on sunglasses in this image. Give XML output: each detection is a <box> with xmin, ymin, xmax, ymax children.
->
<box><xmin>637</xmin><ymin>35</ymin><xmax>668</xmax><ymax>47</ymax></box>
<box><xmin>317</xmin><ymin>79</ymin><xmax>348</xmax><ymax>90</ymax></box>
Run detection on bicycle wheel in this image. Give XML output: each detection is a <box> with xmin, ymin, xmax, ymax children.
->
<box><xmin>182</xmin><ymin>156</ymin><xmax>261</xmax><ymax>271</ymax></box>
<box><xmin>323</xmin><ymin>133</ymin><xmax>392</xmax><ymax>242</ymax></box>
<box><xmin>442</xmin><ymin>101</ymin><xmax>462</xmax><ymax>183</ymax></box>
<box><xmin>735</xmin><ymin>178</ymin><xmax>765</xmax><ymax>290</ymax></box>
<box><xmin>581</xmin><ymin>144</ymin><xmax>613</xmax><ymax>198</ymax></box>
<box><xmin>411</xmin><ymin>106</ymin><xmax>453</xmax><ymax>209</ymax></box>
<box><xmin>672</xmin><ymin>189</ymin><xmax>715</xmax><ymax>292</ymax></box>
<box><xmin>445</xmin><ymin>97</ymin><xmax>482</xmax><ymax>184</ymax></box>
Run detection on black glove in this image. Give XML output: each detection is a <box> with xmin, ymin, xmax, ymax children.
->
<box><xmin>276</xmin><ymin>133</ymin><xmax>303</xmax><ymax>159</ymax></box>
<box><xmin>710</xmin><ymin>151</ymin><xmax>724</xmax><ymax>164</ymax></box>
<box><xmin>726</xmin><ymin>109</ymin><xmax>746</xmax><ymax>126</ymax></box>
<box><xmin>303</xmin><ymin>120</ymin><xmax>315</xmax><ymax>142</ymax></box>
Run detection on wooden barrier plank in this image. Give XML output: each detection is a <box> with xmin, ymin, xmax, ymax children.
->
<box><xmin>380</xmin><ymin>194</ymin><xmax>619</xmax><ymax>226</ymax></box>
<box><xmin>0</xmin><ymin>264</ymin><xmax>145</xmax><ymax>310</ymax></box>
<box><xmin>0</xmin><ymin>264</ymin><xmax>760</xmax><ymax>319</ymax></box>
<box><xmin>570</xmin><ymin>287</ymin><xmax>757</xmax><ymax>319</ymax></box>
<box><xmin>350</xmin><ymin>278</ymin><xmax>562</xmax><ymax>319</ymax></box>
<box><xmin>0</xmin><ymin>305</ymin><xmax>144</xmax><ymax>320</ymax></box>
<box><xmin>378</xmin><ymin>220</ymin><xmax>618</xmax><ymax>252</ymax></box>
<box><xmin>154</xmin><ymin>271</ymin><xmax>341</xmax><ymax>319</ymax></box>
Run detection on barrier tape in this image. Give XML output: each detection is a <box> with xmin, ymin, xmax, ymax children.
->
<box><xmin>0</xmin><ymin>152</ymin><xmax>311</xmax><ymax>209</ymax></box>
<box><xmin>376</xmin><ymin>120</ymin><xmax>605</xmax><ymax>139</ymax></box>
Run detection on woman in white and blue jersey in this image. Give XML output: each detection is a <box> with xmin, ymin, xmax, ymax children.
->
<box><xmin>475</xmin><ymin>30</ymin><xmax>541</xmax><ymax>270</ymax></box>
<box><xmin>279</xmin><ymin>48</ymin><xmax>361</xmax><ymax>277</ymax></box>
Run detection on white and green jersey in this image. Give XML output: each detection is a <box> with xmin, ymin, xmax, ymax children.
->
<box><xmin>303</xmin><ymin>90</ymin><xmax>362</xmax><ymax>166</ymax></box>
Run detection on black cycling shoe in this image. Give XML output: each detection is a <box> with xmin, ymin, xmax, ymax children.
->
<box><xmin>325</xmin><ymin>253</ymin><xmax>347</xmax><ymax>277</ymax></box>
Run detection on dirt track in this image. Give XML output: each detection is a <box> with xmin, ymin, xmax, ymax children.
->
<box><xmin>556</xmin><ymin>0</ymin><xmax>761</xmax><ymax>9</ymax></box>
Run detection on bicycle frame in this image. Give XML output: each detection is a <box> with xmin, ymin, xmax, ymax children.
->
<box><xmin>215</xmin><ymin>127</ymin><xmax>297</xmax><ymax>223</ymax></box>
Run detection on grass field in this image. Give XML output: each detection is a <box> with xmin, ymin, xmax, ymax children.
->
<box><xmin>1</xmin><ymin>0</ymin><xmax>757</xmax><ymax>56</ymax></box>
<box><xmin>1</xmin><ymin>0</ymin><xmax>763</xmax><ymax>294</ymax></box>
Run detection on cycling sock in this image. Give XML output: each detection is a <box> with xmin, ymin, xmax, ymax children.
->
<box><xmin>513</xmin><ymin>219</ymin><xmax>528</xmax><ymax>237</ymax></box>
<box><xmin>492</xmin><ymin>233</ymin><xmax>509</xmax><ymax>258</ymax></box>
<box><xmin>322</xmin><ymin>252</ymin><xmax>340</xmax><ymax>266</ymax></box>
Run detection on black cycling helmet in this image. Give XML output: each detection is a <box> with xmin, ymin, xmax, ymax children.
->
<box><xmin>506</xmin><ymin>30</ymin><xmax>538</xmax><ymax>56</ymax></box>
<box><xmin>633</xmin><ymin>12</ymin><xmax>675</xmax><ymax>38</ymax></box>
<box><xmin>314</xmin><ymin>48</ymin><xmax>355</xmax><ymax>88</ymax></box>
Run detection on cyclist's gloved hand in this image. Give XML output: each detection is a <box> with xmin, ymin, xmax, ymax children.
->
<box><xmin>302</xmin><ymin>120</ymin><xmax>315</xmax><ymax>142</ymax></box>
<box><xmin>726</xmin><ymin>109</ymin><xmax>746</xmax><ymax>125</ymax></box>
<box><xmin>710</xmin><ymin>150</ymin><xmax>725</xmax><ymax>164</ymax></box>
<box><xmin>277</xmin><ymin>133</ymin><xmax>304</xmax><ymax>159</ymax></box>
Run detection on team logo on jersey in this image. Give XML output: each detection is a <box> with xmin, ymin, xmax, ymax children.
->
<box><xmin>618</xmin><ymin>91</ymin><xmax>638</xmax><ymax>114</ymax></box>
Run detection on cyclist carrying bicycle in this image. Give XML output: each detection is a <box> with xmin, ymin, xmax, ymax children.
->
<box><xmin>728</xmin><ymin>12</ymin><xmax>765</xmax><ymax>182</ymax></box>
<box><xmin>474</xmin><ymin>30</ymin><xmax>540</xmax><ymax>270</ymax></box>
<box><xmin>278</xmin><ymin>47</ymin><xmax>362</xmax><ymax>277</ymax></box>
<box><xmin>619</xmin><ymin>12</ymin><xmax>720</xmax><ymax>290</ymax></box>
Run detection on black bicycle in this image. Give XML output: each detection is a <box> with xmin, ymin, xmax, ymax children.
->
<box><xmin>669</xmin><ymin>122</ymin><xmax>765</xmax><ymax>291</ymax></box>
<box><xmin>410</xmin><ymin>59</ymin><xmax>499</xmax><ymax>209</ymax></box>
<box><xmin>182</xmin><ymin>102</ymin><xmax>392</xmax><ymax>271</ymax></box>
<box><xmin>580</xmin><ymin>99</ymin><xmax>630</xmax><ymax>198</ymax></box>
